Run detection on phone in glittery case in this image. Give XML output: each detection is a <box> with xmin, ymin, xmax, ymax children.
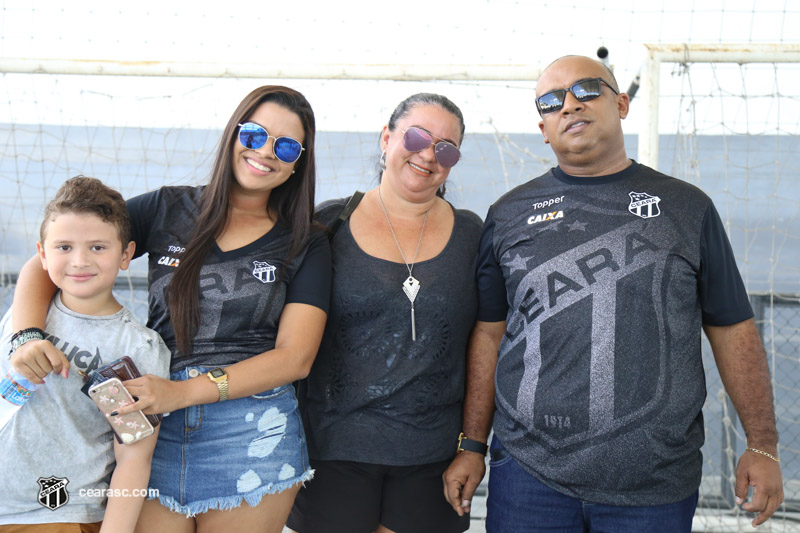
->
<box><xmin>80</xmin><ymin>356</ymin><xmax>162</xmax><ymax>428</ymax></box>
<box><xmin>88</xmin><ymin>377</ymin><xmax>154</xmax><ymax>444</ymax></box>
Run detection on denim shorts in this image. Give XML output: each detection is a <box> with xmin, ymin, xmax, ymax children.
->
<box><xmin>486</xmin><ymin>436</ymin><xmax>698</xmax><ymax>533</ymax></box>
<box><xmin>147</xmin><ymin>366</ymin><xmax>313</xmax><ymax>517</ymax></box>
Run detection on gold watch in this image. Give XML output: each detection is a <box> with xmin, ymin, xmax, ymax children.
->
<box><xmin>207</xmin><ymin>367</ymin><xmax>229</xmax><ymax>402</ymax></box>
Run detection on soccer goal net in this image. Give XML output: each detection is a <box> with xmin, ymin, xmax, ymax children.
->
<box><xmin>0</xmin><ymin>62</ymin><xmax>549</xmax><ymax>316</ymax></box>
<box><xmin>639</xmin><ymin>44</ymin><xmax>800</xmax><ymax>531</ymax></box>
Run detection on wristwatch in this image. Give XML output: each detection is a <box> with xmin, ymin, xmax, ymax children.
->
<box><xmin>207</xmin><ymin>367</ymin><xmax>229</xmax><ymax>402</ymax></box>
<box><xmin>457</xmin><ymin>432</ymin><xmax>488</xmax><ymax>456</ymax></box>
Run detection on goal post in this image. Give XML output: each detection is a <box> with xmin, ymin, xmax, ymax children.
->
<box><xmin>0</xmin><ymin>57</ymin><xmax>541</xmax><ymax>81</ymax></box>
<box><xmin>0</xmin><ymin>63</ymin><xmax>549</xmax><ymax>319</ymax></box>
<box><xmin>637</xmin><ymin>43</ymin><xmax>800</xmax><ymax>531</ymax></box>
<box><xmin>637</xmin><ymin>43</ymin><xmax>800</xmax><ymax>169</ymax></box>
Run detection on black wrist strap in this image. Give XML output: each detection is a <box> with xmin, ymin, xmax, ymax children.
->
<box><xmin>9</xmin><ymin>328</ymin><xmax>45</xmax><ymax>357</ymax></box>
<box><xmin>457</xmin><ymin>432</ymin><xmax>488</xmax><ymax>456</ymax></box>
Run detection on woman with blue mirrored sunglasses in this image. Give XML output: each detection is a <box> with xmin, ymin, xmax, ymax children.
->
<box><xmin>129</xmin><ymin>86</ymin><xmax>327</xmax><ymax>532</ymax></box>
<box><xmin>129</xmin><ymin>86</ymin><xmax>328</xmax><ymax>531</ymax></box>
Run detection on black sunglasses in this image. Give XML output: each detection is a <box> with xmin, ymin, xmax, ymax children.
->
<box><xmin>536</xmin><ymin>78</ymin><xmax>619</xmax><ymax>115</ymax></box>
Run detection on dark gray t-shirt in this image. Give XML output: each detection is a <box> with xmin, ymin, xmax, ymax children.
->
<box><xmin>127</xmin><ymin>186</ymin><xmax>331</xmax><ymax>372</ymax></box>
<box><xmin>478</xmin><ymin>162</ymin><xmax>753</xmax><ymax>506</ymax></box>
<box><xmin>303</xmin><ymin>197</ymin><xmax>482</xmax><ymax>465</ymax></box>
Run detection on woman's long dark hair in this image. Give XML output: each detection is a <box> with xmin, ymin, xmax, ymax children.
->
<box><xmin>168</xmin><ymin>86</ymin><xmax>317</xmax><ymax>356</ymax></box>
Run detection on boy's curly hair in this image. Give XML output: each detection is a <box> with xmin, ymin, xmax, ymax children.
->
<box><xmin>40</xmin><ymin>176</ymin><xmax>130</xmax><ymax>244</ymax></box>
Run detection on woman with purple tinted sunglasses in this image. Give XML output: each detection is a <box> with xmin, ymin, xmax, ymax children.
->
<box><xmin>288</xmin><ymin>94</ymin><xmax>481</xmax><ymax>533</ymax></box>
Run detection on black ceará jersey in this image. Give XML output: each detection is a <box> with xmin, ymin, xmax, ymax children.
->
<box><xmin>477</xmin><ymin>162</ymin><xmax>752</xmax><ymax>506</ymax></box>
<box><xmin>128</xmin><ymin>186</ymin><xmax>331</xmax><ymax>373</ymax></box>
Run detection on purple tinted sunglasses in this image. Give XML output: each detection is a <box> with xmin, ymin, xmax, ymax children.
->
<box><xmin>401</xmin><ymin>127</ymin><xmax>461</xmax><ymax>168</ymax></box>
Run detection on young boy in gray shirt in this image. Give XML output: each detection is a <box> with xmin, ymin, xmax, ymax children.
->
<box><xmin>0</xmin><ymin>177</ymin><xmax>170</xmax><ymax>533</ymax></box>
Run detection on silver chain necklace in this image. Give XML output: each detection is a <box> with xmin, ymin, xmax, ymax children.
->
<box><xmin>378</xmin><ymin>187</ymin><xmax>429</xmax><ymax>341</ymax></box>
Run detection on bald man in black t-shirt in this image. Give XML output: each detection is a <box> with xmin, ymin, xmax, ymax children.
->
<box><xmin>443</xmin><ymin>55</ymin><xmax>783</xmax><ymax>532</ymax></box>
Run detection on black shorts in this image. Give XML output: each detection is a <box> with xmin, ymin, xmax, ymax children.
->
<box><xmin>287</xmin><ymin>458</ymin><xmax>470</xmax><ymax>533</ymax></box>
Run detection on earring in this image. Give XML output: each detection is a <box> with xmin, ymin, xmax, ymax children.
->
<box><xmin>379</xmin><ymin>150</ymin><xmax>387</xmax><ymax>171</ymax></box>
<box><xmin>292</xmin><ymin>170</ymin><xmax>296</xmax><ymax>175</ymax></box>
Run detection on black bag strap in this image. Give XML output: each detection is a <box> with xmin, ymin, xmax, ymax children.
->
<box><xmin>328</xmin><ymin>190</ymin><xmax>364</xmax><ymax>240</ymax></box>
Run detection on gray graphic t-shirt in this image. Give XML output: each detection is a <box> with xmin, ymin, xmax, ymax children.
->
<box><xmin>477</xmin><ymin>162</ymin><xmax>753</xmax><ymax>506</ymax></box>
<box><xmin>127</xmin><ymin>186</ymin><xmax>331</xmax><ymax>372</ymax></box>
<box><xmin>0</xmin><ymin>294</ymin><xmax>171</xmax><ymax>524</ymax></box>
<box><xmin>302</xmin><ymin>198</ymin><xmax>482</xmax><ymax>465</ymax></box>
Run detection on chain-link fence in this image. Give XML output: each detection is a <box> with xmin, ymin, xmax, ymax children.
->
<box><xmin>693</xmin><ymin>294</ymin><xmax>800</xmax><ymax>529</ymax></box>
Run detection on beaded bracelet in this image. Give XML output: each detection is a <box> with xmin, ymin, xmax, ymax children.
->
<box><xmin>746</xmin><ymin>447</ymin><xmax>780</xmax><ymax>463</ymax></box>
<box><xmin>9</xmin><ymin>327</ymin><xmax>45</xmax><ymax>357</ymax></box>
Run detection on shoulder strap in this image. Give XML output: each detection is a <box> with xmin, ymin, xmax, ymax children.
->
<box><xmin>328</xmin><ymin>191</ymin><xmax>364</xmax><ymax>240</ymax></box>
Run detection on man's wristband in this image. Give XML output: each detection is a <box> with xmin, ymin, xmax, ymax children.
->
<box><xmin>9</xmin><ymin>328</ymin><xmax>45</xmax><ymax>357</ymax></box>
<box><xmin>457</xmin><ymin>432</ymin><xmax>488</xmax><ymax>456</ymax></box>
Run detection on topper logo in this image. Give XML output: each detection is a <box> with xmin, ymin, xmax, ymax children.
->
<box><xmin>531</xmin><ymin>196</ymin><xmax>565</xmax><ymax>210</ymax></box>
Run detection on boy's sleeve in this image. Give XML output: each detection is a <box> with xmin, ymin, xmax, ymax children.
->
<box><xmin>131</xmin><ymin>333</ymin><xmax>172</xmax><ymax>379</ymax></box>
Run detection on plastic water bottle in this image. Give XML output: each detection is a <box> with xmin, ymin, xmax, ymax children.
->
<box><xmin>0</xmin><ymin>369</ymin><xmax>38</xmax><ymax>429</ymax></box>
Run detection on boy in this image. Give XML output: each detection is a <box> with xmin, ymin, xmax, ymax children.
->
<box><xmin>0</xmin><ymin>176</ymin><xmax>171</xmax><ymax>533</ymax></box>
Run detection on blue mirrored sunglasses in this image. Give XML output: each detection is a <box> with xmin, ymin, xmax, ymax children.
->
<box><xmin>536</xmin><ymin>78</ymin><xmax>619</xmax><ymax>115</ymax></box>
<box><xmin>237</xmin><ymin>122</ymin><xmax>304</xmax><ymax>164</ymax></box>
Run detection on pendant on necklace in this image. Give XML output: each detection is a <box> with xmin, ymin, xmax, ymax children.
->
<box><xmin>403</xmin><ymin>276</ymin><xmax>420</xmax><ymax>341</ymax></box>
<box><xmin>403</xmin><ymin>276</ymin><xmax>420</xmax><ymax>303</ymax></box>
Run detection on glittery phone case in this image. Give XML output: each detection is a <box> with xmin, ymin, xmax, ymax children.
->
<box><xmin>80</xmin><ymin>356</ymin><xmax>162</xmax><ymax>429</ymax></box>
<box><xmin>88</xmin><ymin>377</ymin><xmax>155</xmax><ymax>444</ymax></box>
